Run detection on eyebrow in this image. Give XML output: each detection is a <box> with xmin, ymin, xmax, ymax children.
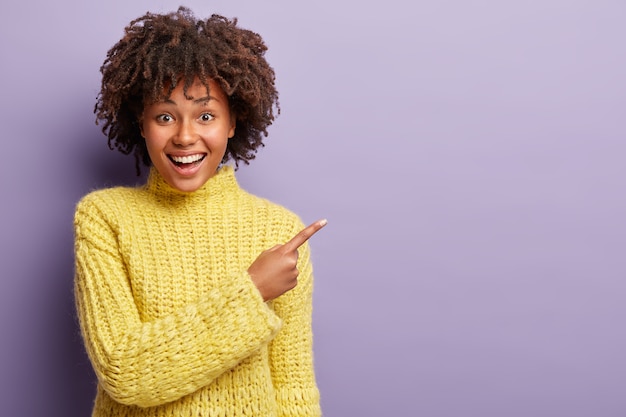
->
<box><xmin>162</xmin><ymin>96</ymin><xmax>219</xmax><ymax>105</ymax></box>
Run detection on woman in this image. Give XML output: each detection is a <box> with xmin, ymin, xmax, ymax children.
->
<box><xmin>74</xmin><ymin>7</ymin><xmax>325</xmax><ymax>416</ymax></box>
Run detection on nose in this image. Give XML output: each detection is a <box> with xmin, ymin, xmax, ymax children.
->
<box><xmin>172</xmin><ymin>119</ymin><xmax>197</xmax><ymax>147</ymax></box>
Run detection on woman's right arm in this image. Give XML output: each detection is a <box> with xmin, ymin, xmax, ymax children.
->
<box><xmin>74</xmin><ymin>195</ymin><xmax>282</xmax><ymax>408</ymax></box>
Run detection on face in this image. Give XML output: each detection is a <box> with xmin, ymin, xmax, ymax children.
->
<box><xmin>140</xmin><ymin>78</ymin><xmax>235</xmax><ymax>192</ymax></box>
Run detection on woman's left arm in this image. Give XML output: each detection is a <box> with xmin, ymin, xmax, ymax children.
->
<box><xmin>269</xmin><ymin>226</ymin><xmax>322</xmax><ymax>417</ymax></box>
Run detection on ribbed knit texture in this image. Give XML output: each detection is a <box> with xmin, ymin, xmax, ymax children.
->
<box><xmin>74</xmin><ymin>166</ymin><xmax>321</xmax><ymax>417</ymax></box>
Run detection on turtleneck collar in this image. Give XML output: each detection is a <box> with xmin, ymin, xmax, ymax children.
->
<box><xmin>145</xmin><ymin>165</ymin><xmax>240</xmax><ymax>201</ymax></box>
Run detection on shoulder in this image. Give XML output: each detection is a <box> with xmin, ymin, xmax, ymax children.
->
<box><xmin>238</xmin><ymin>190</ymin><xmax>305</xmax><ymax>240</ymax></box>
<box><xmin>74</xmin><ymin>186</ymin><xmax>143</xmax><ymax>225</ymax></box>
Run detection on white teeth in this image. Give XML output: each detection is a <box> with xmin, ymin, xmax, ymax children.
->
<box><xmin>171</xmin><ymin>154</ymin><xmax>204</xmax><ymax>164</ymax></box>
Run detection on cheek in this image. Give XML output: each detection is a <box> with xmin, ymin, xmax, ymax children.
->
<box><xmin>142</xmin><ymin>123</ymin><xmax>163</xmax><ymax>142</ymax></box>
<box><xmin>142</xmin><ymin>130</ymin><xmax>165</xmax><ymax>155</ymax></box>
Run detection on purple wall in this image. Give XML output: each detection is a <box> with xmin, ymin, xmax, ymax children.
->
<box><xmin>1</xmin><ymin>1</ymin><xmax>625</xmax><ymax>416</ymax></box>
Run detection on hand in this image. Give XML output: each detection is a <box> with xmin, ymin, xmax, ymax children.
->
<box><xmin>248</xmin><ymin>219</ymin><xmax>327</xmax><ymax>301</ymax></box>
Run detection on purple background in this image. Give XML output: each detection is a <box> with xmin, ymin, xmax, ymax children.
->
<box><xmin>1</xmin><ymin>1</ymin><xmax>625</xmax><ymax>416</ymax></box>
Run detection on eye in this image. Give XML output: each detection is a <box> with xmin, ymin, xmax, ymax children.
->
<box><xmin>156</xmin><ymin>114</ymin><xmax>173</xmax><ymax>123</ymax></box>
<box><xmin>199</xmin><ymin>112</ymin><xmax>214</xmax><ymax>122</ymax></box>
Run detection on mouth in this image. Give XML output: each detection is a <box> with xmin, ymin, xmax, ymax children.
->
<box><xmin>168</xmin><ymin>153</ymin><xmax>207</xmax><ymax>168</ymax></box>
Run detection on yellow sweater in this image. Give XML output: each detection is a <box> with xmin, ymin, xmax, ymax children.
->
<box><xmin>74</xmin><ymin>166</ymin><xmax>321</xmax><ymax>417</ymax></box>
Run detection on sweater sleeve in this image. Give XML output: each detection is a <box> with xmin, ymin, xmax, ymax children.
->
<box><xmin>269</xmin><ymin>220</ymin><xmax>322</xmax><ymax>417</ymax></box>
<box><xmin>73</xmin><ymin>196</ymin><xmax>283</xmax><ymax>408</ymax></box>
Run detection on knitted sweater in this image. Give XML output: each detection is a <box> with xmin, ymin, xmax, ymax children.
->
<box><xmin>74</xmin><ymin>166</ymin><xmax>321</xmax><ymax>417</ymax></box>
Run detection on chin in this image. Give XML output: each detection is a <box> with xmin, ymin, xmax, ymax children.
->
<box><xmin>167</xmin><ymin>168</ymin><xmax>218</xmax><ymax>192</ymax></box>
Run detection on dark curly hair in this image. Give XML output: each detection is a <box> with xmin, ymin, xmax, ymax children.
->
<box><xmin>94</xmin><ymin>6</ymin><xmax>279</xmax><ymax>174</ymax></box>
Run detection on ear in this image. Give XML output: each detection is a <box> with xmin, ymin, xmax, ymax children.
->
<box><xmin>138</xmin><ymin>115</ymin><xmax>145</xmax><ymax>138</ymax></box>
<box><xmin>228</xmin><ymin>113</ymin><xmax>236</xmax><ymax>139</ymax></box>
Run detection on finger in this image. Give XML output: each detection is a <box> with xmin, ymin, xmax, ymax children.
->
<box><xmin>283</xmin><ymin>219</ymin><xmax>327</xmax><ymax>252</ymax></box>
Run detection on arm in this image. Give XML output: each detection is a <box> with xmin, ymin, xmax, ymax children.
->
<box><xmin>269</xmin><ymin>223</ymin><xmax>322</xmax><ymax>417</ymax></box>
<box><xmin>74</xmin><ymin>197</ymin><xmax>282</xmax><ymax>407</ymax></box>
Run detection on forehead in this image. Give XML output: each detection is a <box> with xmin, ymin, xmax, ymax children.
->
<box><xmin>150</xmin><ymin>76</ymin><xmax>227</xmax><ymax>103</ymax></box>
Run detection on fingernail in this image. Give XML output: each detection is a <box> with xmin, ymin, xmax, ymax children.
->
<box><xmin>319</xmin><ymin>219</ymin><xmax>328</xmax><ymax>226</ymax></box>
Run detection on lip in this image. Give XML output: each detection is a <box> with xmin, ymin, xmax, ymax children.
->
<box><xmin>168</xmin><ymin>151</ymin><xmax>206</xmax><ymax>158</ymax></box>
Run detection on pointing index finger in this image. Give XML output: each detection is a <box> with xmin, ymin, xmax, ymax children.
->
<box><xmin>284</xmin><ymin>219</ymin><xmax>327</xmax><ymax>252</ymax></box>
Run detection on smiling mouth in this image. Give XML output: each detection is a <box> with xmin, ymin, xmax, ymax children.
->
<box><xmin>168</xmin><ymin>154</ymin><xmax>206</xmax><ymax>167</ymax></box>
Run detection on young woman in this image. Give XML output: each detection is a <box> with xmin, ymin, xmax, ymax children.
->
<box><xmin>74</xmin><ymin>7</ymin><xmax>325</xmax><ymax>416</ymax></box>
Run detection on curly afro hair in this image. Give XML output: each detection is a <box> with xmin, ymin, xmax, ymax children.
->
<box><xmin>94</xmin><ymin>6</ymin><xmax>280</xmax><ymax>174</ymax></box>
